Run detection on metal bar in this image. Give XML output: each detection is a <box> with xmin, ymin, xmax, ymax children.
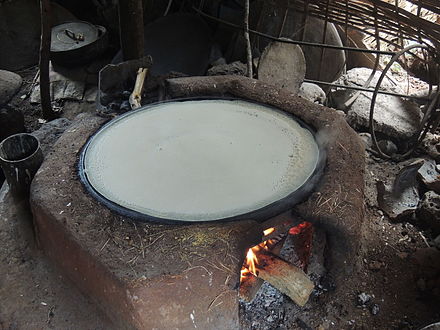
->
<box><xmin>304</xmin><ymin>79</ymin><xmax>431</xmax><ymax>101</ymax></box>
<box><xmin>192</xmin><ymin>7</ymin><xmax>397</xmax><ymax>56</ymax></box>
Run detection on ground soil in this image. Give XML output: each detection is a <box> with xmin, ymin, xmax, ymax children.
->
<box><xmin>0</xmin><ymin>69</ymin><xmax>439</xmax><ymax>329</ymax></box>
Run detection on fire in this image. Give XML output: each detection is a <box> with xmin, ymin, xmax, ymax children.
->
<box><xmin>240</xmin><ymin>223</ymin><xmax>312</xmax><ymax>282</ymax></box>
<box><xmin>240</xmin><ymin>228</ymin><xmax>276</xmax><ymax>281</ymax></box>
<box><xmin>263</xmin><ymin>227</ymin><xmax>275</xmax><ymax>236</ymax></box>
<box><xmin>288</xmin><ymin>222</ymin><xmax>311</xmax><ymax>235</ymax></box>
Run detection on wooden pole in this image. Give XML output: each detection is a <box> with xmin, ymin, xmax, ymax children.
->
<box><xmin>118</xmin><ymin>0</ymin><xmax>145</xmax><ymax>61</ymax></box>
<box><xmin>39</xmin><ymin>0</ymin><xmax>56</xmax><ymax>120</ymax></box>
<box><xmin>244</xmin><ymin>0</ymin><xmax>253</xmax><ymax>78</ymax></box>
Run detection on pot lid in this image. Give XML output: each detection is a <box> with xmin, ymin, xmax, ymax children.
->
<box><xmin>79</xmin><ymin>99</ymin><xmax>322</xmax><ymax>223</ymax></box>
<box><xmin>51</xmin><ymin>21</ymin><xmax>99</xmax><ymax>52</ymax></box>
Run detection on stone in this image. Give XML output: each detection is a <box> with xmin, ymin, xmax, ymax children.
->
<box><xmin>377</xmin><ymin>140</ymin><xmax>398</xmax><ymax>156</ymax></box>
<box><xmin>330</xmin><ymin>68</ymin><xmax>422</xmax><ymax>140</ymax></box>
<box><xmin>255</xmin><ymin>7</ymin><xmax>346</xmax><ymax>85</ymax></box>
<box><xmin>370</xmin><ymin>304</ymin><xmax>380</xmax><ymax>315</ymax></box>
<box><xmin>298</xmin><ymin>82</ymin><xmax>326</xmax><ymax>104</ymax></box>
<box><xmin>418</xmin><ymin>191</ymin><xmax>440</xmax><ymax>234</ymax></box>
<box><xmin>258</xmin><ymin>40</ymin><xmax>306</xmax><ymax>94</ymax></box>
<box><xmin>0</xmin><ymin>70</ymin><xmax>22</xmax><ymax>106</ymax></box>
<box><xmin>359</xmin><ymin>133</ymin><xmax>373</xmax><ymax>149</ymax></box>
<box><xmin>377</xmin><ymin>159</ymin><xmax>423</xmax><ymax>221</ymax></box>
<box><xmin>0</xmin><ymin>106</ymin><xmax>25</xmax><ymax>142</ymax></box>
<box><xmin>31</xmin><ymin>118</ymin><xmax>71</xmax><ymax>155</ymax></box>
<box><xmin>357</xmin><ymin>292</ymin><xmax>371</xmax><ymax>306</ymax></box>
<box><xmin>207</xmin><ymin>61</ymin><xmax>247</xmax><ymax>76</ymax></box>
<box><xmin>420</xmin><ymin>133</ymin><xmax>440</xmax><ymax>162</ymax></box>
<box><xmin>417</xmin><ymin>159</ymin><xmax>440</xmax><ymax>193</ymax></box>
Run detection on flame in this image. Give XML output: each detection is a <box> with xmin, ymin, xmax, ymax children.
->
<box><xmin>240</xmin><ymin>223</ymin><xmax>312</xmax><ymax>282</ymax></box>
<box><xmin>288</xmin><ymin>222</ymin><xmax>311</xmax><ymax>235</ymax></box>
<box><xmin>240</xmin><ymin>237</ymin><xmax>277</xmax><ymax>281</ymax></box>
<box><xmin>263</xmin><ymin>227</ymin><xmax>275</xmax><ymax>236</ymax></box>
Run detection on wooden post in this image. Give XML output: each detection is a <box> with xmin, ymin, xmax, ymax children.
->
<box><xmin>39</xmin><ymin>0</ymin><xmax>56</xmax><ymax>120</ymax></box>
<box><xmin>118</xmin><ymin>0</ymin><xmax>145</xmax><ymax>61</ymax></box>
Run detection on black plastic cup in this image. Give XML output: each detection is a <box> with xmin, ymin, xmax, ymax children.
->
<box><xmin>0</xmin><ymin>133</ymin><xmax>44</xmax><ymax>200</ymax></box>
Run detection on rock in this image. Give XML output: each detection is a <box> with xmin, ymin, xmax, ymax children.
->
<box><xmin>417</xmin><ymin>159</ymin><xmax>440</xmax><ymax>193</ymax></box>
<box><xmin>330</xmin><ymin>68</ymin><xmax>422</xmax><ymax>140</ymax></box>
<box><xmin>377</xmin><ymin>159</ymin><xmax>423</xmax><ymax>221</ymax></box>
<box><xmin>258</xmin><ymin>40</ymin><xmax>306</xmax><ymax>94</ymax></box>
<box><xmin>0</xmin><ymin>106</ymin><xmax>25</xmax><ymax>142</ymax></box>
<box><xmin>207</xmin><ymin>61</ymin><xmax>247</xmax><ymax>76</ymax></box>
<box><xmin>31</xmin><ymin>118</ymin><xmax>71</xmax><ymax>155</ymax></box>
<box><xmin>359</xmin><ymin>132</ymin><xmax>373</xmax><ymax>149</ymax></box>
<box><xmin>298</xmin><ymin>82</ymin><xmax>326</xmax><ymax>103</ymax></box>
<box><xmin>420</xmin><ymin>133</ymin><xmax>440</xmax><ymax>162</ymax></box>
<box><xmin>0</xmin><ymin>70</ymin><xmax>22</xmax><ymax>106</ymax></box>
<box><xmin>418</xmin><ymin>191</ymin><xmax>440</xmax><ymax>234</ymax></box>
<box><xmin>377</xmin><ymin>140</ymin><xmax>398</xmax><ymax>156</ymax></box>
<box><xmin>242</xmin><ymin>6</ymin><xmax>346</xmax><ymax>86</ymax></box>
<box><xmin>357</xmin><ymin>292</ymin><xmax>371</xmax><ymax>306</ymax></box>
<box><xmin>370</xmin><ymin>304</ymin><xmax>380</xmax><ymax>315</ymax></box>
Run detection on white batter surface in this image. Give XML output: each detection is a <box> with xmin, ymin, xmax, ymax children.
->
<box><xmin>83</xmin><ymin>100</ymin><xmax>320</xmax><ymax>221</ymax></box>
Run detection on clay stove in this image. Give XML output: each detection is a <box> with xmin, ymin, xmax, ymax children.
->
<box><xmin>30</xmin><ymin>76</ymin><xmax>365</xmax><ymax>329</ymax></box>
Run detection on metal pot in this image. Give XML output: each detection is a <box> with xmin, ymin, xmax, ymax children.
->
<box><xmin>50</xmin><ymin>21</ymin><xmax>108</xmax><ymax>66</ymax></box>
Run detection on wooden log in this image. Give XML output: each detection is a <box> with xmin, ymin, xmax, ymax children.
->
<box><xmin>252</xmin><ymin>250</ymin><xmax>314</xmax><ymax>306</ymax></box>
<box><xmin>118</xmin><ymin>0</ymin><xmax>144</xmax><ymax>61</ymax></box>
<box><xmin>239</xmin><ymin>273</ymin><xmax>262</xmax><ymax>302</ymax></box>
<box><xmin>239</xmin><ymin>236</ymin><xmax>285</xmax><ymax>302</ymax></box>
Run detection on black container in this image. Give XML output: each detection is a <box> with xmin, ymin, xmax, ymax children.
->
<box><xmin>0</xmin><ymin>133</ymin><xmax>44</xmax><ymax>200</ymax></box>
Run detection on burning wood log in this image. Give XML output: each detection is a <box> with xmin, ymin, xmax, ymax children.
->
<box><xmin>240</xmin><ymin>222</ymin><xmax>314</xmax><ymax>305</ymax></box>
<box><xmin>250</xmin><ymin>250</ymin><xmax>314</xmax><ymax>307</ymax></box>
<box><xmin>240</xmin><ymin>228</ymin><xmax>285</xmax><ymax>302</ymax></box>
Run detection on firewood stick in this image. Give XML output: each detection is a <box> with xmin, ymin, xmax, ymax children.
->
<box><xmin>129</xmin><ymin>67</ymin><xmax>148</xmax><ymax>109</ymax></box>
<box><xmin>239</xmin><ymin>237</ymin><xmax>286</xmax><ymax>302</ymax></box>
<box><xmin>253</xmin><ymin>250</ymin><xmax>314</xmax><ymax>306</ymax></box>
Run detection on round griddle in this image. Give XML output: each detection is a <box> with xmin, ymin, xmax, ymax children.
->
<box><xmin>78</xmin><ymin>99</ymin><xmax>324</xmax><ymax>223</ymax></box>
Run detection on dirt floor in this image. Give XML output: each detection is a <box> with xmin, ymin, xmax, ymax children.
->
<box><xmin>1</xmin><ymin>69</ymin><xmax>440</xmax><ymax>329</ymax></box>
